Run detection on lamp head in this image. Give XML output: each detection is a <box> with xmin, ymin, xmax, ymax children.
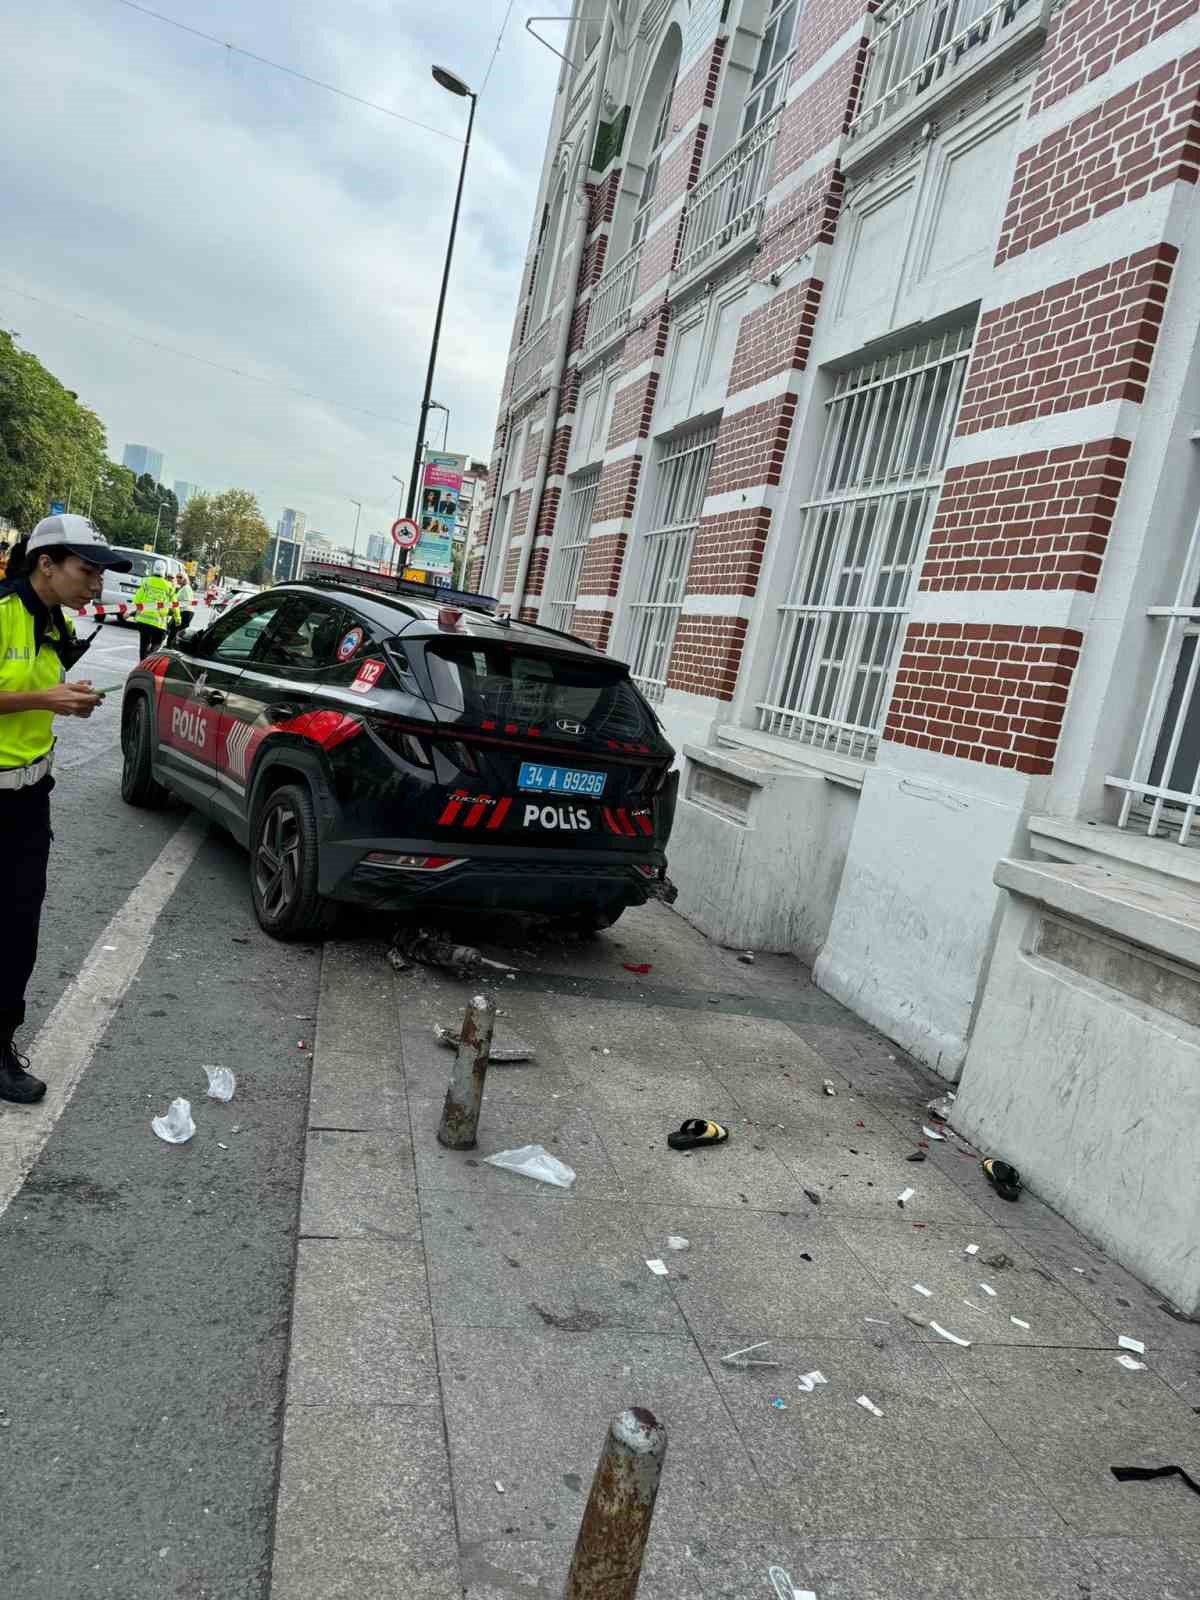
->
<box><xmin>432</xmin><ymin>64</ymin><xmax>473</xmax><ymax>97</ymax></box>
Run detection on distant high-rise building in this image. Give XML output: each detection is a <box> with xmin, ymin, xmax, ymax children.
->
<box><xmin>174</xmin><ymin>480</ymin><xmax>201</xmax><ymax>509</ymax></box>
<box><xmin>123</xmin><ymin>444</ymin><xmax>164</xmax><ymax>482</ymax></box>
<box><xmin>277</xmin><ymin>507</ymin><xmax>307</xmax><ymax>544</ymax></box>
<box><xmin>366</xmin><ymin>533</ymin><xmax>387</xmax><ymax>565</ymax></box>
<box><xmin>265</xmin><ymin>536</ymin><xmax>302</xmax><ymax>583</ymax></box>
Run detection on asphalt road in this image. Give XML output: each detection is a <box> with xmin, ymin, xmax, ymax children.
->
<box><xmin>0</xmin><ymin>616</ymin><xmax>321</xmax><ymax>1599</ymax></box>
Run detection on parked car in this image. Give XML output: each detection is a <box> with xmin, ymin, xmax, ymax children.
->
<box><xmin>119</xmin><ymin>573</ymin><xmax>678</xmax><ymax>938</ymax></box>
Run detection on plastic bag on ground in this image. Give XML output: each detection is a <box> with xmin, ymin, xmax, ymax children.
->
<box><xmin>483</xmin><ymin>1143</ymin><xmax>575</xmax><ymax>1189</ymax></box>
<box><xmin>203</xmin><ymin>1065</ymin><xmax>236</xmax><ymax>1102</ymax></box>
<box><xmin>152</xmin><ymin>1098</ymin><xmax>195</xmax><ymax>1144</ymax></box>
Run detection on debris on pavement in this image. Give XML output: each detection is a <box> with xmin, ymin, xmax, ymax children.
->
<box><xmin>855</xmin><ymin>1395</ymin><xmax>884</xmax><ymax>1418</ymax></box>
<box><xmin>927</xmin><ymin>1091</ymin><xmax>956</xmax><ymax>1121</ymax></box>
<box><xmin>796</xmin><ymin>1370</ymin><xmax>827</xmax><ymax>1392</ymax></box>
<box><xmin>667</xmin><ymin>1118</ymin><xmax>728</xmax><ymax>1151</ymax></box>
<box><xmin>1010</xmin><ymin>1316</ymin><xmax>1031</xmax><ymax>1330</ymax></box>
<box><xmin>1111</xmin><ymin>1464</ymin><xmax>1200</xmax><ymax>1499</ymax></box>
<box><xmin>738</xmin><ymin>952</ymin><xmax>755</xmax><ymax>965</ymax></box>
<box><xmin>821</xmin><ymin>1079</ymin><xmax>837</xmax><ymax>1096</ymax></box>
<box><xmin>666</xmin><ymin>1236</ymin><xmax>690</xmax><ymax>1251</ymax></box>
<box><xmin>964</xmin><ymin>1243</ymin><xmax>980</xmax><ymax>1256</ymax></box>
<box><xmin>906</xmin><ymin>1151</ymin><xmax>927</xmax><ymax>1162</ymax></box>
<box><xmin>769</xmin><ymin>1566</ymin><xmax>816</xmax><ymax>1600</ymax></box>
<box><xmin>803</xmin><ymin>1188</ymin><xmax>822</xmax><ymax>1206</ymax></box>
<box><xmin>921</xmin><ymin>1125</ymin><xmax>946</xmax><ymax>1141</ymax></box>
<box><xmin>897</xmin><ymin>1186</ymin><xmax>915</xmax><ymax>1207</ymax></box>
<box><xmin>929</xmin><ymin>1321</ymin><xmax>972</xmax><ymax>1347</ymax></box>
<box><xmin>151</xmin><ymin>1098</ymin><xmax>195</xmax><ymax>1144</ymax></box>
<box><xmin>483</xmin><ymin>1144</ymin><xmax>575</xmax><ymax>1189</ymax></box>
<box><xmin>981</xmin><ymin>1156</ymin><xmax>1022</xmax><ymax>1202</ymax></box>
<box><xmin>645</xmin><ymin>1259</ymin><xmax>669</xmax><ymax>1276</ymax></box>
<box><xmin>622</xmin><ymin>962</ymin><xmax>653</xmax><ymax>975</ymax></box>
<box><xmin>721</xmin><ymin>1341</ymin><xmax>781</xmax><ymax>1369</ymax></box>
<box><xmin>433</xmin><ymin>1024</ymin><xmax>533</xmax><ymax>1063</ymax></box>
<box><xmin>1116</xmin><ymin>1354</ymin><xmax>1147</xmax><ymax>1371</ymax></box>
<box><xmin>495</xmin><ymin>1481</ymin><xmax>505</xmax><ymax>1493</ymax></box>
<box><xmin>1118</xmin><ymin>1335</ymin><xmax>1146</xmax><ymax>1354</ymax></box>
<box><xmin>978</xmin><ymin>1282</ymin><xmax>997</xmax><ymax>1297</ymax></box>
<box><xmin>982</xmin><ymin>1251</ymin><xmax>1014</xmax><ymax>1270</ymax></box>
<box><xmin>770</xmin><ymin>1396</ymin><xmax>787</xmax><ymax>1409</ymax></box>
<box><xmin>912</xmin><ymin>1283</ymin><xmax>933</xmax><ymax>1297</ymax></box>
<box><xmin>389</xmin><ymin>927</ymin><xmax>513</xmax><ymax>981</ymax></box>
<box><xmin>202</xmin><ymin>1065</ymin><xmax>235</xmax><ymax>1101</ymax></box>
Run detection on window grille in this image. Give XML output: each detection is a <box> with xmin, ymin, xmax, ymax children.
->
<box><xmin>626</xmin><ymin>422</ymin><xmax>718</xmax><ymax>701</ymax></box>
<box><xmin>1106</xmin><ymin>499</ymin><xmax>1200</xmax><ymax>844</ymax></box>
<box><xmin>756</xmin><ymin>326</ymin><xmax>973</xmax><ymax>758</ymax></box>
<box><xmin>630</xmin><ymin>70</ymin><xmax>678</xmax><ymax>250</ymax></box>
<box><xmin>541</xmin><ymin>468</ymin><xmax>600</xmax><ymax>634</ymax></box>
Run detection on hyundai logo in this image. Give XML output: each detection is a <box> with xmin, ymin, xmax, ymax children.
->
<box><xmin>555</xmin><ymin>718</ymin><xmax>585</xmax><ymax>735</ymax></box>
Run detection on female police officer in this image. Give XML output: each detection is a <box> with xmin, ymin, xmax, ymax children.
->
<box><xmin>0</xmin><ymin>513</ymin><xmax>132</xmax><ymax>1104</ymax></box>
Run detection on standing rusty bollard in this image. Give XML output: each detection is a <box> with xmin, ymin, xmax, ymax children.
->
<box><xmin>562</xmin><ymin>1408</ymin><xmax>667</xmax><ymax>1600</ymax></box>
<box><xmin>436</xmin><ymin>993</ymin><xmax>496</xmax><ymax>1150</ymax></box>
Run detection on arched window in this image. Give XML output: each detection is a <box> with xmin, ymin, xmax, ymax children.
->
<box><xmin>630</xmin><ymin>69</ymin><xmax>677</xmax><ymax>248</ymax></box>
<box><xmin>611</xmin><ymin>26</ymin><xmax>682</xmax><ymax>260</ymax></box>
<box><xmin>528</xmin><ymin>165</ymin><xmax>569</xmax><ymax>332</ymax></box>
<box><xmin>741</xmin><ymin>0</ymin><xmax>798</xmax><ymax>136</ymax></box>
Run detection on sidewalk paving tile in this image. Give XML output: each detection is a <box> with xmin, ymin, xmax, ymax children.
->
<box><xmin>270</xmin><ymin>1402</ymin><xmax>460</xmax><ymax>1600</ymax></box>
<box><xmin>836</xmin><ymin>1216</ymin><xmax>1115</xmax><ymax>1347</ymax></box>
<box><xmin>636</xmin><ymin>1203</ymin><xmax>899</xmax><ymax>1340</ymax></box>
<box><xmin>540</xmin><ymin>997</ymin><xmax>705</xmax><ymax>1070</ymax></box>
<box><xmin>562</xmin><ymin>1052</ymin><xmax>736</xmax><ymax>1116</ymax></box>
<box><xmin>421</xmin><ymin>1189</ymin><xmax>688</xmax><ymax>1334</ymax></box>
<box><xmin>767</xmin><ymin>1128</ymin><xmax>986</xmax><ymax>1224</ymax></box>
<box><xmin>408</xmin><ymin>1093</ymin><xmax>625</xmax><ymax>1199</ymax></box>
<box><xmin>300</xmin><ymin>1130</ymin><xmax>419</xmax><ymax>1240</ymax></box>
<box><xmin>316</xmin><ymin>941</ymin><xmax>401</xmax><ymax>1062</ymax></box>
<box><xmin>436</xmin><ymin>1327</ymin><xmax>766</xmax><ymax>1547</ymax></box>
<box><xmin>287</xmin><ymin>1238</ymin><xmax>437</xmax><ymax>1406</ymax></box>
<box><xmin>459</xmin><ymin>1532</ymin><xmax>704</xmax><ymax>1600</ymax></box>
<box><xmin>675</xmin><ymin>1011</ymin><xmax>830</xmax><ymax>1073</ymax></box>
<box><xmin>702</xmin><ymin>1334</ymin><xmax>1063</xmax><ymax>1540</ymax></box>
<box><xmin>942</xmin><ymin>1344</ymin><xmax>1200</xmax><ymax>1537</ymax></box>
<box><xmin>307</xmin><ymin>1046</ymin><xmax>407</xmax><ymax>1132</ymax></box>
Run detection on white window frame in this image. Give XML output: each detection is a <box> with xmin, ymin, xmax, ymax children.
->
<box><xmin>1107</xmin><ymin>497</ymin><xmax>1200</xmax><ymax>845</ymax></box>
<box><xmin>625</xmin><ymin>421</ymin><xmax>719</xmax><ymax>702</ymax></box>
<box><xmin>756</xmin><ymin>325</ymin><xmax>973</xmax><ymax>759</ymax></box>
<box><xmin>541</xmin><ymin>467</ymin><xmax>601</xmax><ymax>634</ymax></box>
<box><xmin>741</xmin><ymin>0</ymin><xmax>799</xmax><ymax>137</ymax></box>
<box><xmin>630</xmin><ymin>68</ymin><xmax>678</xmax><ymax>250</ymax></box>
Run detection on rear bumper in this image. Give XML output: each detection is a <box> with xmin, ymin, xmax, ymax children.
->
<box><xmin>320</xmin><ymin>839</ymin><xmax>667</xmax><ymax>915</ymax></box>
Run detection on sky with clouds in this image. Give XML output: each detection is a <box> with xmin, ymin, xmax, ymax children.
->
<box><xmin>1</xmin><ymin>0</ymin><xmax>567</xmax><ymax>545</ymax></box>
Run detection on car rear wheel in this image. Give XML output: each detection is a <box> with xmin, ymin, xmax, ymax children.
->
<box><xmin>251</xmin><ymin>783</ymin><xmax>333</xmax><ymax>940</ymax></box>
<box><xmin>121</xmin><ymin>695</ymin><xmax>169</xmax><ymax>808</ymax></box>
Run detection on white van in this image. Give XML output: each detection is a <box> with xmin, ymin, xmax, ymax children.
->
<box><xmin>99</xmin><ymin>548</ymin><xmax>183</xmax><ymax>622</ymax></box>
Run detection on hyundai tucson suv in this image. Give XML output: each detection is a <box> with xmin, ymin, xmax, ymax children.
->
<box><xmin>119</xmin><ymin>570</ymin><xmax>678</xmax><ymax>938</ymax></box>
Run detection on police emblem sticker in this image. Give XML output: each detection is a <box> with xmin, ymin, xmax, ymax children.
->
<box><xmin>337</xmin><ymin>626</ymin><xmax>365</xmax><ymax>662</ymax></box>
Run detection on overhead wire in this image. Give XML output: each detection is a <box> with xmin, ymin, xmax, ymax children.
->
<box><xmin>0</xmin><ymin>283</ymin><xmax>416</xmax><ymax>429</ymax></box>
<box><xmin>112</xmin><ymin>0</ymin><xmax>463</xmax><ymax>141</ymax></box>
<box><xmin>479</xmin><ymin>0</ymin><xmax>518</xmax><ymax>97</ymax></box>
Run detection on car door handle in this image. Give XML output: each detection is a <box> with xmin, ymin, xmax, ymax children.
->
<box><xmin>205</xmin><ymin>689</ymin><xmax>227</xmax><ymax>706</ymax></box>
<box><xmin>268</xmin><ymin>703</ymin><xmax>302</xmax><ymax>721</ymax></box>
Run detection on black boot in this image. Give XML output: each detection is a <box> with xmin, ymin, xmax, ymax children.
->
<box><xmin>0</xmin><ymin>1041</ymin><xmax>47</xmax><ymax>1104</ymax></box>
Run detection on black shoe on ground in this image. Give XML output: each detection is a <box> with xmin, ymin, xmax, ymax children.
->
<box><xmin>0</xmin><ymin>1042</ymin><xmax>47</xmax><ymax>1105</ymax></box>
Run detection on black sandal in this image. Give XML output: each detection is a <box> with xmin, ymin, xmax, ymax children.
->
<box><xmin>667</xmin><ymin>1118</ymin><xmax>729</xmax><ymax>1151</ymax></box>
<box><xmin>981</xmin><ymin>1157</ymin><xmax>1022</xmax><ymax>1202</ymax></box>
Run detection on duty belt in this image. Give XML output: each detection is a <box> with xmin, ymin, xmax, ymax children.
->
<box><xmin>0</xmin><ymin>751</ymin><xmax>54</xmax><ymax>791</ymax></box>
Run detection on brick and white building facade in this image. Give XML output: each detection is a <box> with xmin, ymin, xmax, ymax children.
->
<box><xmin>474</xmin><ymin>2</ymin><xmax>1200</xmax><ymax>1305</ymax></box>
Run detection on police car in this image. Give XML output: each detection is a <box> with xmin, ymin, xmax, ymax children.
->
<box><xmin>120</xmin><ymin>567</ymin><xmax>678</xmax><ymax>938</ymax></box>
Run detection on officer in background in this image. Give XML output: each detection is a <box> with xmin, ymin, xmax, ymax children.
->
<box><xmin>171</xmin><ymin>569</ymin><xmax>196</xmax><ymax>643</ymax></box>
<box><xmin>131</xmin><ymin>558</ymin><xmax>180</xmax><ymax>659</ymax></box>
<box><xmin>0</xmin><ymin>514</ymin><xmax>131</xmax><ymax>1104</ymax></box>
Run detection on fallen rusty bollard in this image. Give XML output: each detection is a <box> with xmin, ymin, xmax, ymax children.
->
<box><xmin>436</xmin><ymin>993</ymin><xmax>496</xmax><ymax>1150</ymax></box>
<box><xmin>562</xmin><ymin>1408</ymin><xmax>667</xmax><ymax>1600</ymax></box>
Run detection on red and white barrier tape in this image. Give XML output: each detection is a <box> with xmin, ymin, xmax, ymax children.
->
<box><xmin>75</xmin><ymin>601</ymin><xmax>176</xmax><ymax>618</ymax></box>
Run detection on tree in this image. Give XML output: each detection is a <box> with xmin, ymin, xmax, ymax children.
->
<box><xmin>0</xmin><ymin>329</ymin><xmax>108</xmax><ymax>530</ymax></box>
<box><xmin>179</xmin><ymin>488</ymin><xmax>269</xmax><ymax>579</ymax></box>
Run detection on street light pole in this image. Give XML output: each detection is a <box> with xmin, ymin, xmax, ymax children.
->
<box><xmin>350</xmin><ymin>499</ymin><xmax>363</xmax><ymax>565</ymax></box>
<box><xmin>152</xmin><ymin>504</ymin><xmax>166</xmax><ymax>552</ymax></box>
<box><xmin>405</xmin><ymin>66</ymin><xmax>476</xmax><ymax>528</ymax></box>
<box><xmin>431</xmin><ymin>401</ymin><xmax>451</xmax><ymax>452</ymax></box>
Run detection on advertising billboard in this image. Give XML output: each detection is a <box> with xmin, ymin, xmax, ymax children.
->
<box><xmin>414</xmin><ymin>450</ymin><xmax>465</xmax><ymax>577</ymax></box>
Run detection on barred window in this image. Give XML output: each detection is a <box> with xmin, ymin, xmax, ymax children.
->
<box><xmin>541</xmin><ymin>468</ymin><xmax>600</xmax><ymax>634</ymax></box>
<box><xmin>742</xmin><ymin>0</ymin><xmax>798</xmax><ymax>136</ymax></box>
<box><xmin>756</xmin><ymin>326</ymin><xmax>973</xmax><ymax>758</ymax></box>
<box><xmin>626</xmin><ymin>422</ymin><xmax>718</xmax><ymax>702</ymax></box>
<box><xmin>631</xmin><ymin>69</ymin><xmax>677</xmax><ymax>250</ymax></box>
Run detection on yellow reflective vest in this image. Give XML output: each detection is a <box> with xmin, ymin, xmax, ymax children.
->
<box><xmin>0</xmin><ymin>582</ymin><xmax>76</xmax><ymax>768</ymax></box>
<box><xmin>131</xmin><ymin>572</ymin><xmax>181</xmax><ymax>633</ymax></box>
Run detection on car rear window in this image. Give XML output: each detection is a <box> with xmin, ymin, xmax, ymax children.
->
<box><xmin>424</xmin><ymin>642</ymin><xmax>656</xmax><ymax>741</ymax></box>
<box><xmin>117</xmin><ymin>550</ymin><xmax>158</xmax><ymax>577</ymax></box>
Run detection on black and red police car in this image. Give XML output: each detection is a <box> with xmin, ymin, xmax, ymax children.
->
<box><xmin>119</xmin><ymin>566</ymin><xmax>678</xmax><ymax>938</ymax></box>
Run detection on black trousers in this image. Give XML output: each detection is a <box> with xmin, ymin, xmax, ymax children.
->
<box><xmin>137</xmin><ymin>624</ymin><xmax>165</xmax><ymax>658</ymax></box>
<box><xmin>0</xmin><ymin>775</ymin><xmax>53</xmax><ymax>1044</ymax></box>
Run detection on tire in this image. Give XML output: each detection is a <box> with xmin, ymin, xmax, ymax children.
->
<box><xmin>250</xmin><ymin>782</ymin><xmax>334</xmax><ymax>940</ymax></box>
<box><xmin>121</xmin><ymin>695</ymin><xmax>169</xmax><ymax>808</ymax></box>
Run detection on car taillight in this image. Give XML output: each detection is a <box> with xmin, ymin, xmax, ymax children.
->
<box><xmin>363</xmin><ymin>853</ymin><xmax>465</xmax><ymax>871</ymax></box>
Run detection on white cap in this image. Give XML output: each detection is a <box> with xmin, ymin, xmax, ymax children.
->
<box><xmin>27</xmin><ymin>515</ymin><xmax>133</xmax><ymax>571</ymax></box>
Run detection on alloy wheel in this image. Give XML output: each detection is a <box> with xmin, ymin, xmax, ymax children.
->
<box><xmin>255</xmin><ymin>801</ymin><xmax>302</xmax><ymax>920</ymax></box>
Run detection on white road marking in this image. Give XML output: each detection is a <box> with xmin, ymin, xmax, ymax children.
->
<box><xmin>0</xmin><ymin>815</ymin><xmax>208</xmax><ymax>1219</ymax></box>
